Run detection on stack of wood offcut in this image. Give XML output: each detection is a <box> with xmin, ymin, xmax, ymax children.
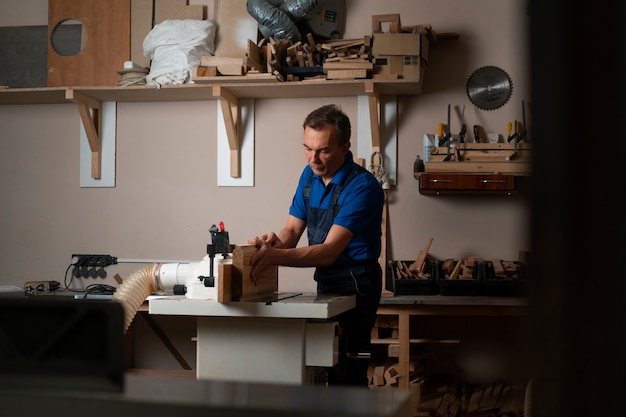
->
<box><xmin>193</xmin><ymin>33</ymin><xmax>374</xmax><ymax>83</ymax></box>
<box><xmin>369</xmin><ymin>315</ymin><xmax>428</xmax><ymax>390</ymax></box>
<box><xmin>321</xmin><ymin>36</ymin><xmax>373</xmax><ymax>80</ymax></box>
<box><xmin>440</xmin><ymin>257</ymin><xmax>481</xmax><ymax>280</ymax></box>
<box><xmin>440</xmin><ymin>256</ymin><xmax>525</xmax><ymax>281</ymax></box>
<box><xmin>394</xmin><ymin>237</ymin><xmax>434</xmax><ymax>280</ymax></box>
<box><xmin>417</xmin><ymin>379</ymin><xmax>527</xmax><ymax>417</ymax></box>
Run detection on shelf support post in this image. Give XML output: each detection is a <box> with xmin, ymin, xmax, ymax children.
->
<box><xmin>213</xmin><ymin>85</ymin><xmax>241</xmax><ymax>178</ymax></box>
<box><xmin>66</xmin><ymin>88</ymin><xmax>103</xmax><ymax>179</ymax></box>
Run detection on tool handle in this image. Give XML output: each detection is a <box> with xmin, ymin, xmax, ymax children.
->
<box><xmin>459</xmin><ymin>124</ymin><xmax>466</xmax><ymax>143</ymax></box>
<box><xmin>437</xmin><ymin>123</ymin><xmax>444</xmax><ymax>138</ymax></box>
<box><xmin>473</xmin><ymin>125</ymin><xmax>480</xmax><ymax>143</ymax></box>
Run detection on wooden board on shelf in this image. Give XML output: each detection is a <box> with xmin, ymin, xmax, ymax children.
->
<box><xmin>48</xmin><ymin>0</ymin><xmax>131</xmax><ymax>87</ymax></box>
<box><xmin>425</xmin><ymin>143</ymin><xmax>531</xmax><ymax>175</ymax></box>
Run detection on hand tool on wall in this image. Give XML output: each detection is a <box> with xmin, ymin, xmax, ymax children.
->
<box><xmin>473</xmin><ymin>124</ymin><xmax>481</xmax><ymax>143</ymax></box>
<box><xmin>507</xmin><ymin>120</ymin><xmax>521</xmax><ymax>160</ymax></box>
<box><xmin>506</xmin><ymin>121</ymin><xmax>518</xmax><ymax>143</ymax></box>
<box><xmin>454</xmin><ymin>105</ymin><xmax>466</xmax><ymax>161</ymax></box>
<box><xmin>456</xmin><ymin>124</ymin><xmax>466</xmax><ymax>161</ymax></box>
<box><xmin>518</xmin><ymin>100</ymin><xmax>528</xmax><ymax>142</ymax></box>
<box><xmin>437</xmin><ymin>122</ymin><xmax>445</xmax><ymax>146</ymax></box>
<box><xmin>443</xmin><ymin>104</ymin><xmax>452</xmax><ymax>161</ymax></box>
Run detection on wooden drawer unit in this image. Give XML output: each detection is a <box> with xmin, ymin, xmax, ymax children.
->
<box><xmin>419</xmin><ymin>173</ymin><xmax>516</xmax><ymax>195</ymax></box>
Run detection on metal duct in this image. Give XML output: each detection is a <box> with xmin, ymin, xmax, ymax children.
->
<box><xmin>246</xmin><ymin>0</ymin><xmax>318</xmax><ymax>42</ymax></box>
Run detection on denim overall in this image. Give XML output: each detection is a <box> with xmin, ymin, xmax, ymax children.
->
<box><xmin>304</xmin><ymin>165</ymin><xmax>382</xmax><ymax>386</ymax></box>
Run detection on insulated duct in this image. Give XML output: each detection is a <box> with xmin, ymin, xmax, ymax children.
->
<box><xmin>246</xmin><ymin>0</ymin><xmax>318</xmax><ymax>42</ymax></box>
<box><xmin>112</xmin><ymin>264</ymin><xmax>159</xmax><ymax>332</ymax></box>
<box><xmin>112</xmin><ymin>256</ymin><xmax>230</xmax><ymax>332</ymax></box>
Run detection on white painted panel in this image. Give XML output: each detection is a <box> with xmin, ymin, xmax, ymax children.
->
<box><xmin>196</xmin><ymin>316</ymin><xmax>305</xmax><ymax>384</ymax></box>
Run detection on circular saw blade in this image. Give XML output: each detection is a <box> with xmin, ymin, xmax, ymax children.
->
<box><xmin>466</xmin><ymin>66</ymin><xmax>513</xmax><ymax>111</ymax></box>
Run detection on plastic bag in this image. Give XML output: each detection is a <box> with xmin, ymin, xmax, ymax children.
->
<box><xmin>143</xmin><ymin>19</ymin><xmax>216</xmax><ymax>86</ymax></box>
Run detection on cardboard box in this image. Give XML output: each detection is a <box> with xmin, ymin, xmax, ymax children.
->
<box><xmin>372</xmin><ymin>32</ymin><xmax>429</xmax><ymax>80</ymax></box>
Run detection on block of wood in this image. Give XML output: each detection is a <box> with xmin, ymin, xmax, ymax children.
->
<box><xmin>231</xmin><ymin>244</ymin><xmax>278</xmax><ymax>301</ymax></box>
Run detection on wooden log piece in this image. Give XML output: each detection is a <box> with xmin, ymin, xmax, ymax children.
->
<box><xmin>232</xmin><ymin>244</ymin><xmax>278</xmax><ymax>301</ymax></box>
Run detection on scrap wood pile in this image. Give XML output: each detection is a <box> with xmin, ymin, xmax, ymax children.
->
<box><xmin>392</xmin><ymin>237</ymin><xmax>527</xmax><ymax>281</ymax></box>
<box><xmin>368</xmin><ymin>360</ymin><xmax>426</xmax><ymax>389</ymax></box>
<box><xmin>368</xmin><ymin>315</ymin><xmax>429</xmax><ymax>389</ymax></box>
<box><xmin>393</xmin><ymin>237</ymin><xmax>434</xmax><ymax>279</ymax></box>
<box><xmin>417</xmin><ymin>378</ymin><xmax>527</xmax><ymax>417</ymax></box>
<box><xmin>193</xmin><ymin>33</ymin><xmax>373</xmax><ymax>82</ymax></box>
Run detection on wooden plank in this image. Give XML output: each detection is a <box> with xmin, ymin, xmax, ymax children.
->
<box><xmin>200</xmin><ymin>56</ymin><xmax>244</xmax><ymax>75</ymax></box>
<box><xmin>213</xmin><ymin>0</ymin><xmax>258</xmax><ymax>58</ymax></box>
<box><xmin>424</xmin><ymin>161</ymin><xmax>531</xmax><ymax>175</ymax></box>
<box><xmin>131</xmin><ymin>0</ymin><xmax>153</xmax><ymax>68</ymax></box>
<box><xmin>155</xmin><ymin>0</ymin><xmax>204</xmax><ymax>23</ymax></box>
<box><xmin>231</xmin><ymin>244</ymin><xmax>278</xmax><ymax>301</ymax></box>
<box><xmin>326</xmin><ymin>69</ymin><xmax>367</xmax><ymax>79</ymax></box>
<box><xmin>48</xmin><ymin>0</ymin><xmax>131</xmax><ymax>87</ymax></box>
<box><xmin>409</xmin><ymin>237</ymin><xmax>433</xmax><ymax>273</ymax></box>
<box><xmin>323</xmin><ymin>61</ymin><xmax>373</xmax><ymax>71</ymax></box>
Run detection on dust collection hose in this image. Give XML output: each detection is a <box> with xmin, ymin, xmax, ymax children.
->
<box><xmin>112</xmin><ymin>264</ymin><xmax>159</xmax><ymax>332</ymax></box>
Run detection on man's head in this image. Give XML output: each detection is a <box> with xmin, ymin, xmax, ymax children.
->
<box><xmin>303</xmin><ymin>104</ymin><xmax>351</xmax><ymax>146</ymax></box>
<box><xmin>302</xmin><ymin>104</ymin><xmax>351</xmax><ymax>183</ymax></box>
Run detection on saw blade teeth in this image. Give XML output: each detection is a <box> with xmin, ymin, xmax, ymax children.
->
<box><xmin>466</xmin><ymin>65</ymin><xmax>513</xmax><ymax>111</ymax></box>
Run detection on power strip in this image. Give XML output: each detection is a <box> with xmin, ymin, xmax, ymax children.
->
<box><xmin>72</xmin><ymin>254</ymin><xmax>118</xmax><ymax>279</ymax></box>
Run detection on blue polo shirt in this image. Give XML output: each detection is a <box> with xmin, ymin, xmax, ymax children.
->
<box><xmin>289</xmin><ymin>151</ymin><xmax>385</xmax><ymax>261</ymax></box>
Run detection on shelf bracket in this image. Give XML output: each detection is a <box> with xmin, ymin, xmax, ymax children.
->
<box><xmin>365</xmin><ymin>81</ymin><xmax>381</xmax><ymax>153</ymax></box>
<box><xmin>213</xmin><ymin>85</ymin><xmax>240</xmax><ymax>178</ymax></box>
<box><xmin>66</xmin><ymin>89</ymin><xmax>102</xmax><ymax>179</ymax></box>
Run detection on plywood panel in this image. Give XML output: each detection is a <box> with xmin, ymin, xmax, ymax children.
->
<box><xmin>155</xmin><ymin>0</ymin><xmax>204</xmax><ymax>23</ymax></box>
<box><xmin>131</xmin><ymin>0</ymin><xmax>153</xmax><ymax>68</ymax></box>
<box><xmin>213</xmin><ymin>0</ymin><xmax>258</xmax><ymax>58</ymax></box>
<box><xmin>48</xmin><ymin>0</ymin><xmax>131</xmax><ymax>86</ymax></box>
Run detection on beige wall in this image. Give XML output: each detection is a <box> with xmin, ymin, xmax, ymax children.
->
<box><xmin>0</xmin><ymin>0</ymin><xmax>530</xmax><ymax>295</ymax></box>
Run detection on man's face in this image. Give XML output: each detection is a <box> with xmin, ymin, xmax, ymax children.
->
<box><xmin>303</xmin><ymin>124</ymin><xmax>349</xmax><ymax>184</ymax></box>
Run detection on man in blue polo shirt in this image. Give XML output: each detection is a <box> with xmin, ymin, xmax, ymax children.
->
<box><xmin>248</xmin><ymin>104</ymin><xmax>385</xmax><ymax>386</ymax></box>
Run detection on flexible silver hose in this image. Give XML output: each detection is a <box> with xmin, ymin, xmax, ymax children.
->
<box><xmin>112</xmin><ymin>264</ymin><xmax>159</xmax><ymax>332</ymax></box>
<box><xmin>246</xmin><ymin>0</ymin><xmax>318</xmax><ymax>41</ymax></box>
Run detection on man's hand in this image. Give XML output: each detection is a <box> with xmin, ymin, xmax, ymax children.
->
<box><xmin>249</xmin><ymin>240</ymin><xmax>274</xmax><ymax>283</ymax></box>
<box><xmin>246</xmin><ymin>232</ymin><xmax>284</xmax><ymax>248</ymax></box>
<box><xmin>246</xmin><ymin>232</ymin><xmax>283</xmax><ymax>282</ymax></box>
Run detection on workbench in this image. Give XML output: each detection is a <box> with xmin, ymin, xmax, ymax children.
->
<box><xmin>375</xmin><ymin>295</ymin><xmax>527</xmax><ymax>389</ymax></box>
<box><xmin>0</xmin><ymin>372</ymin><xmax>412</xmax><ymax>417</ymax></box>
<box><xmin>148</xmin><ymin>293</ymin><xmax>355</xmax><ymax>385</ymax></box>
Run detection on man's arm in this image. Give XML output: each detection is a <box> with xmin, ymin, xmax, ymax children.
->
<box><xmin>249</xmin><ymin>219</ymin><xmax>353</xmax><ymax>281</ymax></box>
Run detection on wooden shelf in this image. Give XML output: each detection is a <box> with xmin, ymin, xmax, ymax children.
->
<box><xmin>0</xmin><ymin>87</ymin><xmax>69</xmax><ymax>104</ymax></box>
<box><xmin>0</xmin><ymin>79</ymin><xmax>422</xmax><ymax>105</ymax></box>
<box><xmin>371</xmin><ymin>338</ymin><xmax>460</xmax><ymax>344</ymax></box>
<box><xmin>0</xmin><ymin>79</ymin><xmax>421</xmax><ymax>181</ymax></box>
